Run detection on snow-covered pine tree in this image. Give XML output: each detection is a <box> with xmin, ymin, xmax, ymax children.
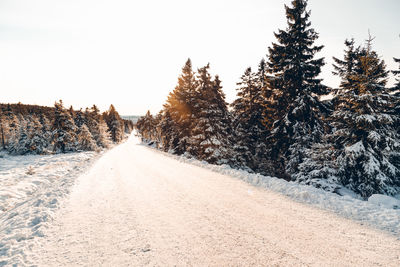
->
<box><xmin>293</xmin><ymin>40</ymin><xmax>365</xmax><ymax>191</ymax></box>
<box><xmin>265</xmin><ymin>0</ymin><xmax>327</xmax><ymax>179</ymax></box>
<box><xmin>158</xmin><ymin>110</ymin><xmax>178</xmax><ymax>152</ymax></box>
<box><xmin>103</xmin><ymin>104</ymin><xmax>124</xmax><ymax>143</ymax></box>
<box><xmin>3</xmin><ymin>105</ymin><xmax>19</xmax><ymax>149</ymax></box>
<box><xmin>68</xmin><ymin>106</ymin><xmax>75</xmax><ymax>119</ymax></box>
<box><xmin>294</xmin><ymin>138</ymin><xmax>339</xmax><ymax>192</ymax></box>
<box><xmin>84</xmin><ymin>105</ymin><xmax>109</xmax><ymax>148</ymax></box>
<box><xmin>163</xmin><ymin>59</ymin><xmax>197</xmax><ymax>154</ymax></box>
<box><xmin>392</xmin><ymin>57</ymin><xmax>400</xmax><ymax>135</ymax></box>
<box><xmin>98</xmin><ymin>120</ymin><xmax>112</xmax><ymax>148</ymax></box>
<box><xmin>393</xmin><ymin>57</ymin><xmax>400</xmax><ymax>90</ymax></box>
<box><xmin>73</xmin><ymin>109</ymin><xmax>86</xmax><ymax>129</ymax></box>
<box><xmin>39</xmin><ymin>113</ymin><xmax>52</xmax><ymax>140</ymax></box>
<box><xmin>8</xmin><ymin>116</ymin><xmax>29</xmax><ymax>155</ymax></box>
<box><xmin>188</xmin><ymin>65</ymin><xmax>232</xmax><ymax>164</ymax></box>
<box><xmin>0</xmin><ymin>112</ymin><xmax>8</xmax><ymax>149</ymax></box>
<box><xmin>332</xmin><ymin>39</ymin><xmax>364</xmax><ymax>94</ymax></box>
<box><xmin>77</xmin><ymin>124</ymin><xmax>98</xmax><ymax>151</ymax></box>
<box><xmin>26</xmin><ymin>115</ymin><xmax>51</xmax><ymax>154</ymax></box>
<box><xmin>136</xmin><ymin>110</ymin><xmax>157</xmax><ymax>143</ymax></box>
<box><xmin>331</xmin><ymin>36</ymin><xmax>400</xmax><ymax>198</ymax></box>
<box><xmin>231</xmin><ymin>65</ymin><xmax>268</xmax><ymax>172</ymax></box>
<box><xmin>52</xmin><ymin>100</ymin><xmax>78</xmax><ymax>153</ymax></box>
<box><xmin>8</xmin><ymin>114</ymin><xmax>50</xmax><ymax>155</ymax></box>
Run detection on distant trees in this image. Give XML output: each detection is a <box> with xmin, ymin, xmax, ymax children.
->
<box><xmin>137</xmin><ymin>61</ymin><xmax>233</xmax><ymax>164</ymax></box>
<box><xmin>103</xmin><ymin>104</ymin><xmax>124</xmax><ymax>143</ymax></box>
<box><xmin>136</xmin><ymin>0</ymin><xmax>400</xmax><ymax>199</ymax></box>
<box><xmin>0</xmin><ymin>101</ymin><xmax>132</xmax><ymax>155</ymax></box>
<box><xmin>136</xmin><ymin>111</ymin><xmax>157</xmax><ymax>143</ymax></box>
<box><xmin>52</xmin><ymin>100</ymin><xmax>77</xmax><ymax>153</ymax></box>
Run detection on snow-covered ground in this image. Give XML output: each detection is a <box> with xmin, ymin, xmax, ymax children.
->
<box><xmin>1</xmin><ymin>134</ymin><xmax>400</xmax><ymax>266</ymax></box>
<box><xmin>14</xmin><ymin>134</ymin><xmax>399</xmax><ymax>266</ymax></box>
<box><xmin>0</xmin><ymin>151</ymin><xmax>99</xmax><ymax>266</ymax></box>
<box><xmin>163</xmin><ymin>150</ymin><xmax>400</xmax><ymax>236</ymax></box>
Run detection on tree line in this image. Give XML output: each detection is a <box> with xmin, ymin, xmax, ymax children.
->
<box><xmin>0</xmin><ymin>101</ymin><xmax>133</xmax><ymax>155</ymax></box>
<box><xmin>136</xmin><ymin>0</ymin><xmax>400</xmax><ymax>198</ymax></box>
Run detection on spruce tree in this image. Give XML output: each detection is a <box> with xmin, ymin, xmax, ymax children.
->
<box><xmin>4</xmin><ymin>106</ymin><xmax>19</xmax><ymax>149</ymax></box>
<box><xmin>392</xmin><ymin>58</ymin><xmax>400</xmax><ymax>133</ymax></box>
<box><xmin>164</xmin><ymin>59</ymin><xmax>197</xmax><ymax>154</ymax></box>
<box><xmin>265</xmin><ymin>0</ymin><xmax>327</xmax><ymax>179</ymax></box>
<box><xmin>8</xmin><ymin>117</ymin><xmax>29</xmax><ymax>155</ymax></box>
<box><xmin>85</xmin><ymin>105</ymin><xmax>110</xmax><ymax>148</ymax></box>
<box><xmin>332</xmin><ymin>38</ymin><xmax>364</xmax><ymax>94</ymax></box>
<box><xmin>136</xmin><ymin>110</ymin><xmax>156</xmax><ymax>143</ymax></box>
<box><xmin>189</xmin><ymin>65</ymin><xmax>232</xmax><ymax>164</ymax></box>
<box><xmin>331</xmin><ymin>36</ymin><xmax>399</xmax><ymax>197</ymax></box>
<box><xmin>77</xmin><ymin>124</ymin><xmax>98</xmax><ymax>151</ymax></box>
<box><xmin>393</xmin><ymin>57</ymin><xmax>400</xmax><ymax>90</ymax></box>
<box><xmin>27</xmin><ymin>116</ymin><xmax>51</xmax><ymax>154</ymax></box>
<box><xmin>231</xmin><ymin>65</ymin><xmax>268</xmax><ymax>172</ymax></box>
<box><xmin>158</xmin><ymin>110</ymin><xmax>178</xmax><ymax>152</ymax></box>
<box><xmin>52</xmin><ymin>100</ymin><xmax>77</xmax><ymax>153</ymax></box>
<box><xmin>73</xmin><ymin>109</ymin><xmax>86</xmax><ymax>129</ymax></box>
<box><xmin>0</xmin><ymin>112</ymin><xmax>7</xmax><ymax>149</ymax></box>
<box><xmin>104</xmin><ymin>104</ymin><xmax>124</xmax><ymax>143</ymax></box>
<box><xmin>98</xmin><ymin>120</ymin><xmax>112</xmax><ymax>148</ymax></box>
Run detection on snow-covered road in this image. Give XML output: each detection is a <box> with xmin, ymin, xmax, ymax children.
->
<box><xmin>28</xmin><ymin>135</ymin><xmax>400</xmax><ymax>266</ymax></box>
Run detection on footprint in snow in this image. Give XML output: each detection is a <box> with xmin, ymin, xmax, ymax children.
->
<box><xmin>141</xmin><ymin>245</ymin><xmax>151</xmax><ymax>253</ymax></box>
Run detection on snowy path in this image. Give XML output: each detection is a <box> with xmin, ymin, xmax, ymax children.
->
<box><xmin>28</xmin><ymin>135</ymin><xmax>400</xmax><ymax>266</ymax></box>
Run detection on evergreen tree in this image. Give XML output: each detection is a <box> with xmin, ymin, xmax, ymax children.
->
<box><xmin>331</xmin><ymin>36</ymin><xmax>399</xmax><ymax>197</ymax></box>
<box><xmin>294</xmin><ymin>137</ymin><xmax>339</xmax><ymax>192</ymax></box>
<box><xmin>0</xmin><ymin>112</ymin><xmax>8</xmax><ymax>149</ymax></box>
<box><xmin>4</xmin><ymin>106</ymin><xmax>19</xmax><ymax>149</ymax></box>
<box><xmin>231</xmin><ymin>65</ymin><xmax>268</xmax><ymax>172</ymax></box>
<box><xmin>8</xmin><ymin>117</ymin><xmax>29</xmax><ymax>155</ymax></box>
<box><xmin>52</xmin><ymin>100</ymin><xmax>77</xmax><ymax>153</ymax></box>
<box><xmin>164</xmin><ymin>59</ymin><xmax>197</xmax><ymax>154</ymax></box>
<box><xmin>73</xmin><ymin>109</ymin><xmax>86</xmax><ymax>129</ymax></box>
<box><xmin>332</xmin><ymin>38</ymin><xmax>364</xmax><ymax>94</ymax></box>
<box><xmin>265</xmin><ymin>0</ymin><xmax>327</xmax><ymax>179</ymax></box>
<box><xmin>85</xmin><ymin>105</ymin><xmax>109</xmax><ymax>148</ymax></box>
<box><xmin>77</xmin><ymin>124</ymin><xmax>98</xmax><ymax>151</ymax></box>
<box><xmin>103</xmin><ymin>104</ymin><xmax>124</xmax><ymax>143</ymax></box>
<box><xmin>158</xmin><ymin>110</ymin><xmax>178</xmax><ymax>152</ymax></box>
<box><xmin>391</xmin><ymin>57</ymin><xmax>400</xmax><ymax>133</ymax></box>
<box><xmin>392</xmin><ymin>57</ymin><xmax>400</xmax><ymax>90</ymax></box>
<box><xmin>136</xmin><ymin>110</ymin><xmax>157</xmax><ymax>143</ymax></box>
<box><xmin>189</xmin><ymin>65</ymin><xmax>232</xmax><ymax>164</ymax></box>
<box><xmin>98</xmin><ymin>120</ymin><xmax>112</xmax><ymax>148</ymax></box>
<box><xmin>27</xmin><ymin>116</ymin><xmax>51</xmax><ymax>154</ymax></box>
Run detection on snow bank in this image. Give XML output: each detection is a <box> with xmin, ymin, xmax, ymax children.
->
<box><xmin>368</xmin><ymin>194</ymin><xmax>400</xmax><ymax>210</ymax></box>
<box><xmin>144</xmin><ymin>145</ymin><xmax>400</xmax><ymax>237</ymax></box>
<box><xmin>0</xmin><ymin>151</ymin><xmax>99</xmax><ymax>266</ymax></box>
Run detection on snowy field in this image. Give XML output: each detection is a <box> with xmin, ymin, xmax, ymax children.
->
<box><xmin>0</xmin><ymin>151</ymin><xmax>100</xmax><ymax>266</ymax></box>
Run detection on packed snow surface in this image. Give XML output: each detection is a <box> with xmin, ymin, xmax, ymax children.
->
<box><xmin>368</xmin><ymin>194</ymin><xmax>400</xmax><ymax>210</ymax></box>
<box><xmin>18</xmin><ymin>135</ymin><xmax>400</xmax><ymax>266</ymax></box>
<box><xmin>0</xmin><ymin>151</ymin><xmax>99</xmax><ymax>266</ymax></box>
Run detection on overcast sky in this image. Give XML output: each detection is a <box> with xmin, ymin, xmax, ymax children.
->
<box><xmin>0</xmin><ymin>0</ymin><xmax>399</xmax><ymax>115</ymax></box>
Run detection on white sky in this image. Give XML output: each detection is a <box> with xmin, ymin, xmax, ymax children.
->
<box><xmin>0</xmin><ymin>0</ymin><xmax>399</xmax><ymax>115</ymax></box>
